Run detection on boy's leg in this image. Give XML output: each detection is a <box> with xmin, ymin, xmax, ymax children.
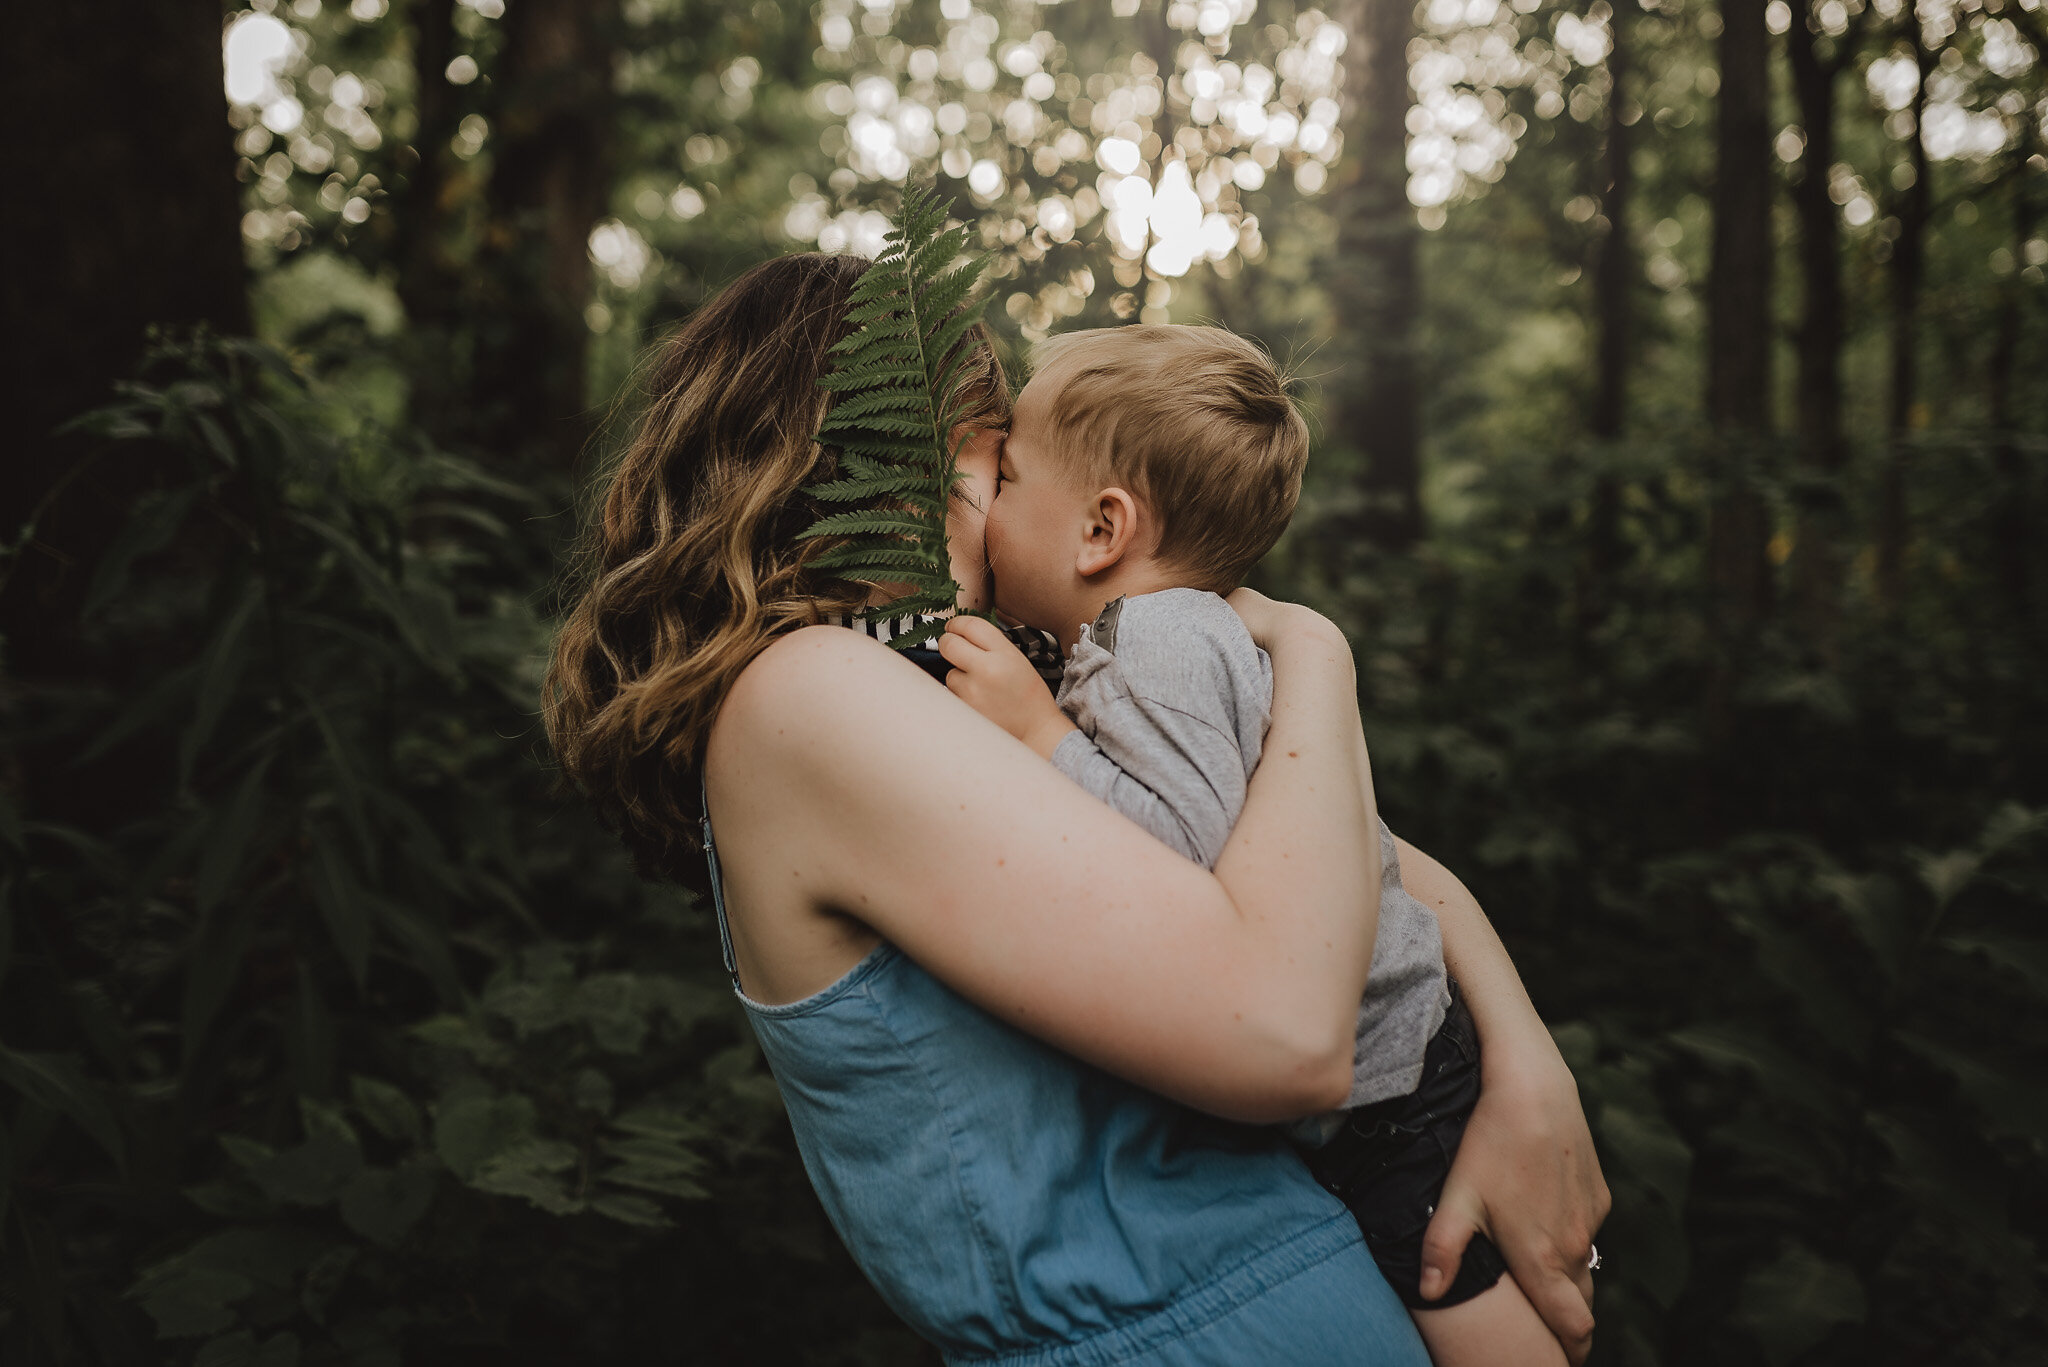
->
<box><xmin>1412</xmin><ymin>1273</ymin><xmax>1569</xmax><ymax>1367</ymax></box>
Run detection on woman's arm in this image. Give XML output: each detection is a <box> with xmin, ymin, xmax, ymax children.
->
<box><xmin>1395</xmin><ymin>839</ymin><xmax>1610</xmax><ymax>1366</ymax></box>
<box><xmin>706</xmin><ymin>607</ymin><xmax>1378</xmax><ymax>1124</ymax></box>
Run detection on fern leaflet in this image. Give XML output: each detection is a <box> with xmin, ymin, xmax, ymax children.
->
<box><xmin>799</xmin><ymin>187</ymin><xmax>992</xmax><ymax>639</ymax></box>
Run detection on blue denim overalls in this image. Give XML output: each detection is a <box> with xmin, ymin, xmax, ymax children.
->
<box><xmin>700</xmin><ymin>780</ymin><xmax>1428</xmax><ymax>1366</ymax></box>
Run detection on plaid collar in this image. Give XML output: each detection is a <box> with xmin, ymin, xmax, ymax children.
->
<box><xmin>826</xmin><ymin>610</ymin><xmax>1066</xmax><ymax>690</ymax></box>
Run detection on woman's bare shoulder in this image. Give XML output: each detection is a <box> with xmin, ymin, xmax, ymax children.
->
<box><xmin>711</xmin><ymin>623</ymin><xmax>937</xmax><ymax>763</ymax></box>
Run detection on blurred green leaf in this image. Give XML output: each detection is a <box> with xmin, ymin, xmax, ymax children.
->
<box><xmin>0</xmin><ymin>1047</ymin><xmax>125</xmax><ymax>1174</ymax></box>
<box><xmin>179</xmin><ymin>580</ymin><xmax>264</xmax><ymax>787</ymax></box>
<box><xmin>610</xmin><ymin>1106</ymin><xmax>712</xmax><ymax>1144</ymax></box>
<box><xmin>1914</xmin><ymin>848</ymin><xmax>1982</xmax><ymax>909</ymax></box>
<box><xmin>571</xmin><ymin>1068</ymin><xmax>615</xmax><ymax>1116</ymax></box>
<box><xmin>132</xmin><ymin>1267</ymin><xmax>253</xmax><ymax>1340</ymax></box>
<box><xmin>292</xmin><ymin>512</ymin><xmax>455</xmax><ymax>677</ymax></box>
<box><xmin>196</xmin><ymin>750</ymin><xmax>278</xmax><ymax>917</ymax></box>
<box><xmin>1667</xmin><ymin>1024</ymin><xmax>1857</xmax><ymax>1125</ymax></box>
<box><xmin>409</xmin><ymin>1013</ymin><xmax>510</xmax><ymax>1066</ymax></box>
<box><xmin>70</xmin><ymin>660</ymin><xmax>201</xmax><ymax>767</ymax></box>
<box><xmin>1941</xmin><ymin>931</ymin><xmax>2048</xmax><ymax>996</ymax></box>
<box><xmin>432</xmin><ymin>1092</ymin><xmax>537</xmax><ymax>1181</ymax></box>
<box><xmin>183</xmin><ymin>1177</ymin><xmax>274</xmax><ymax>1219</ymax></box>
<box><xmin>1731</xmin><ymin>1241</ymin><xmax>1867</xmax><ymax>1366</ymax></box>
<box><xmin>181</xmin><ymin>900</ymin><xmax>259</xmax><ymax>1071</ymax></box>
<box><xmin>1815</xmin><ymin>869</ymin><xmax>1912</xmax><ymax>983</ymax></box>
<box><xmin>1977</xmin><ymin>802</ymin><xmax>2048</xmax><ymax>857</ymax></box>
<box><xmin>220</xmin><ymin>1120</ymin><xmax>362</xmax><ymax>1208</ymax></box>
<box><xmin>338</xmin><ymin>1163</ymin><xmax>437</xmax><ymax>1247</ymax></box>
<box><xmin>469</xmin><ymin>1164</ymin><xmax>585</xmax><ymax>1215</ymax></box>
<box><xmin>299</xmin><ymin>687</ymin><xmax>378</xmax><ymax>873</ymax></box>
<box><xmin>299</xmin><ymin>1245</ymin><xmax>358</xmax><ymax>1326</ymax></box>
<box><xmin>1891</xmin><ymin>1031</ymin><xmax>2048</xmax><ymax>1145</ymax></box>
<box><xmin>307</xmin><ymin>824</ymin><xmax>373</xmax><ymax>992</ymax></box>
<box><xmin>349</xmin><ymin>1074</ymin><xmax>423</xmax><ymax>1145</ymax></box>
<box><xmin>1597</xmin><ymin>1105</ymin><xmax>1692</xmax><ymax>1212</ymax></box>
<box><xmin>588</xmin><ymin>1193</ymin><xmax>672</xmax><ymax>1229</ymax></box>
<box><xmin>376</xmin><ymin>896</ymin><xmax>467</xmax><ymax>1008</ymax></box>
<box><xmin>82</xmin><ymin>485</ymin><xmax>203</xmax><ymax>621</ymax></box>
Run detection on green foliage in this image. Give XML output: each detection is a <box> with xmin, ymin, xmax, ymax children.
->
<box><xmin>1</xmin><ymin>336</ymin><xmax>924</xmax><ymax>1365</ymax></box>
<box><xmin>1272</xmin><ymin>428</ymin><xmax>2048</xmax><ymax>1366</ymax></box>
<box><xmin>800</xmin><ymin>187</ymin><xmax>991</xmax><ymax>648</ymax></box>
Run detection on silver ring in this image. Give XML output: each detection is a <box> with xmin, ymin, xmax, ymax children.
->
<box><xmin>1587</xmin><ymin>1243</ymin><xmax>1602</xmax><ymax>1272</ymax></box>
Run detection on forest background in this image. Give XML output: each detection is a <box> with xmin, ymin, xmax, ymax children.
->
<box><xmin>2</xmin><ymin>0</ymin><xmax>2044</xmax><ymax>1363</ymax></box>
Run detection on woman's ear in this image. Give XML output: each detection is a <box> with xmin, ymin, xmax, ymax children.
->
<box><xmin>1076</xmin><ymin>487</ymin><xmax>1142</xmax><ymax>577</ymax></box>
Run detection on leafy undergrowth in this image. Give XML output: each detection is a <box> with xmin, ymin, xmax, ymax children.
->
<box><xmin>1275</xmin><ymin>430</ymin><xmax>2048</xmax><ymax>1366</ymax></box>
<box><xmin>4</xmin><ymin>337</ymin><xmax>2042</xmax><ymax>1365</ymax></box>
<box><xmin>2</xmin><ymin>337</ymin><xmax>929</xmax><ymax>1366</ymax></box>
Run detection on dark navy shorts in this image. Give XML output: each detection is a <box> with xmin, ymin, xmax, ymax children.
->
<box><xmin>1300</xmin><ymin>977</ymin><xmax>1511</xmax><ymax>1311</ymax></box>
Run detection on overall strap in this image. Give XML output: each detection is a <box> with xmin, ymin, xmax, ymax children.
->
<box><xmin>699</xmin><ymin>771</ymin><xmax>743</xmax><ymax>994</ymax></box>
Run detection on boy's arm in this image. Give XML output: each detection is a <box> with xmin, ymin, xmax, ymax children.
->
<box><xmin>938</xmin><ymin>617</ymin><xmax>1078</xmax><ymax>756</ymax></box>
<box><xmin>940</xmin><ymin>617</ymin><xmax>1247</xmax><ymax>868</ymax></box>
<box><xmin>1048</xmin><ymin>706</ymin><xmax>1238</xmax><ymax>867</ymax></box>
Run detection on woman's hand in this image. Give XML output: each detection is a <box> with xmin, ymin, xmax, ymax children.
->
<box><xmin>1422</xmin><ymin>1034</ymin><xmax>1607</xmax><ymax>1363</ymax></box>
<box><xmin>1396</xmin><ymin>838</ymin><xmax>1609</xmax><ymax>1364</ymax></box>
<box><xmin>1222</xmin><ymin>585</ymin><xmax>1320</xmax><ymax>651</ymax></box>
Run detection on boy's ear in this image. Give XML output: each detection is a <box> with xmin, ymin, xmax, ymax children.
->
<box><xmin>1076</xmin><ymin>487</ymin><xmax>1142</xmax><ymax>577</ymax></box>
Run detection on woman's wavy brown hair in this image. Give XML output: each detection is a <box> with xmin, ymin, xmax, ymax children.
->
<box><xmin>544</xmin><ymin>251</ymin><xmax>1011</xmax><ymax>885</ymax></box>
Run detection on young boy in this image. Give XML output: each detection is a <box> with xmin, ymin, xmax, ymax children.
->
<box><xmin>939</xmin><ymin>324</ymin><xmax>1567</xmax><ymax>1367</ymax></box>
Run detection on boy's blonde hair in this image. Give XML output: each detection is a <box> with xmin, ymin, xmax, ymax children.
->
<box><xmin>1031</xmin><ymin>323</ymin><xmax>1307</xmax><ymax>592</ymax></box>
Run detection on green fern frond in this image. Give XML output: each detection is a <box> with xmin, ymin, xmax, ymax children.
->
<box><xmin>798</xmin><ymin>509</ymin><xmax>941</xmax><ymax>542</ymax></box>
<box><xmin>806</xmin><ymin>545</ymin><xmax>948</xmax><ymax>572</ymax></box>
<box><xmin>807</xmin><ymin>473</ymin><xmax>935</xmax><ymax>503</ymax></box>
<box><xmin>878</xmin><ymin>618</ymin><xmax>949</xmax><ymax>651</ymax></box>
<box><xmin>798</xmin><ymin>186</ymin><xmax>994</xmax><ymax>650</ymax></box>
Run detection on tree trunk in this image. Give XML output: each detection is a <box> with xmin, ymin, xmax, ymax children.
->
<box><xmin>1592</xmin><ymin>0</ymin><xmax>1634</xmax><ymax>442</ymax></box>
<box><xmin>1704</xmin><ymin>0</ymin><xmax>1775</xmax><ymax>628</ymax></box>
<box><xmin>1989</xmin><ymin>157</ymin><xmax>2038</xmax><ymax>616</ymax></box>
<box><xmin>1332</xmin><ymin>0</ymin><xmax>1425</xmax><ymax>554</ymax></box>
<box><xmin>1876</xmin><ymin>22</ymin><xmax>1932</xmax><ymax>609</ymax></box>
<box><xmin>475</xmin><ymin>0</ymin><xmax>620</xmax><ymax>471</ymax></box>
<box><xmin>397</xmin><ymin>0</ymin><xmax>462</xmax><ymax>331</ymax></box>
<box><xmin>1785</xmin><ymin>4</ymin><xmax>1852</xmax><ymax>632</ymax></box>
<box><xmin>0</xmin><ymin>0</ymin><xmax>249</xmax><ymax>664</ymax></box>
<box><xmin>1581</xmin><ymin>0</ymin><xmax>1636</xmax><ymax>644</ymax></box>
<box><xmin>395</xmin><ymin>0</ymin><xmax>467</xmax><ymax>446</ymax></box>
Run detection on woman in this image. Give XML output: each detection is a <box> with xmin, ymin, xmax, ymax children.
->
<box><xmin>547</xmin><ymin>253</ymin><xmax>1607</xmax><ymax>1365</ymax></box>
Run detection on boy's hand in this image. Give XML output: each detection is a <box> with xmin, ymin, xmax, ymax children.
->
<box><xmin>940</xmin><ymin>617</ymin><xmax>1076</xmax><ymax>760</ymax></box>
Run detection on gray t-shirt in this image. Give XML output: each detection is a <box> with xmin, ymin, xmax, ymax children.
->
<box><xmin>1050</xmin><ymin>588</ymin><xmax>1450</xmax><ymax>1115</ymax></box>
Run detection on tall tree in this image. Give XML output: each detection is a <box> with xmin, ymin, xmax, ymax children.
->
<box><xmin>1333</xmin><ymin>0</ymin><xmax>1425</xmax><ymax>553</ymax></box>
<box><xmin>1704</xmin><ymin>0</ymin><xmax>1775</xmax><ymax>628</ymax></box>
<box><xmin>1784</xmin><ymin>0</ymin><xmax>1866</xmax><ymax>630</ymax></box>
<box><xmin>0</xmin><ymin>0</ymin><xmax>249</xmax><ymax>671</ymax></box>
<box><xmin>1876</xmin><ymin>17</ymin><xmax>1935</xmax><ymax>608</ymax></box>
<box><xmin>1991</xmin><ymin>0</ymin><xmax>2048</xmax><ymax>614</ymax></box>
<box><xmin>475</xmin><ymin>0</ymin><xmax>622</xmax><ymax>470</ymax></box>
<box><xmin>397</xmin><ymin>0</ymin><xmax>464</xmax><ymax>334</ymax></box>
<box><xmin>1582</xmin><ymin>0</ymin><xmax>1637</xmax><ymax>639</ymax></box>
<box><xmin>1592</xmin><ymin>0</ymin><xmax>1635</xmax><ymax>442</ymax></box>
<box><xmin>1988</xmin><ymin>151</ymin><xmax>2040</xmax><ymax>614</ymax></box>
<box><xmin>395</xmin><ymin>0</ymin><xmax>469</xmax><ymax>447</ymax></box>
